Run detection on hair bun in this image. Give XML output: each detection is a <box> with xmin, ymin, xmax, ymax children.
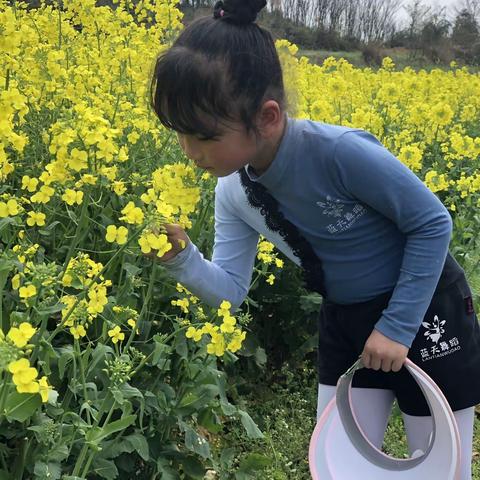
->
<box><xmin>213</xmin><ymin>0</ymin><xmax>267</xmax><ymax>25</ymax></box>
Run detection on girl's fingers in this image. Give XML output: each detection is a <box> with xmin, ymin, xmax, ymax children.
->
<box><xmin>381</xmin><ymin>358</ymin><xmax>394</xmax><ymax>373</ymax></box>
<box><xmin>370</xmin><ymin>355</ymin><xmax>382</xmax><ymax>371</ymax></box>
<box><xmin>362</xmin><ymin>352</ymin><xmax>371</xmax><ymax>369</ymax></box>
<box><xmin>391</xmin><ymin>358</ymin><xmax>405</xmax><ymax>372</ymax></box>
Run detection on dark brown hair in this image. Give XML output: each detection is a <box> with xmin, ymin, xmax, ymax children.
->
<box><xmin>150</xmin><ymin>0</ymin><xmax>285</xmax><ymax>138</ymax></box>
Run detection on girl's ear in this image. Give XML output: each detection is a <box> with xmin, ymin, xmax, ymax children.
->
<box><xmin>256</xmin><ymin>100</ymin><xmax>284</xmax><ymax>139</ymax></box>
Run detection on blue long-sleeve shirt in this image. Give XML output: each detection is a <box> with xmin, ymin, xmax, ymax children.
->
<box><xmin>163</xmin><ymin>116</ymin><xmax>452</xmax><ymax>348</ymax></box>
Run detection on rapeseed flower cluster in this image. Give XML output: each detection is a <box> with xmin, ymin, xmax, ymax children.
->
<box><xmin>0</xmin><ymin>323</ymin><xmax>54</xmax><ymax>402</ymax></box>
<box><xmin>183</xmin><ymin>300</ymin><xmax>247</xmax><ymax>357</ymax></box>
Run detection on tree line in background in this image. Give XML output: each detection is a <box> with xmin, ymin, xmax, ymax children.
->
<box><xmin>180</xmin><ymin>0</ymin><xmax>480</xmax><ymax>65</ymax></box>
<box><xmin>14</xmin><ymin>0</ymin><xmax>480</xmax><ymax>64</ymax></box>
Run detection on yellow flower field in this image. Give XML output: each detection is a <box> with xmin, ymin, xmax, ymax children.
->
<box><xmin>1</xmin><ymin>0</ymin><xmax>480</xmax><ymax>477</ymax></box>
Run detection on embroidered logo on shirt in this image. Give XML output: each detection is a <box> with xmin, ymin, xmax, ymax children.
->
<box><xmin>316</xmin><ymin>196</ymin><xmax>366</xmax><ymax>234</ymax></box>
<box><xmin>419</xmin><ymin>314</ymin><xmax>461</xmax><ymax>362</ymax></box>
<box><xmin>316</xmin><ymin>196</ymin><xmax>344</xmax><ymax>217</ymax></box>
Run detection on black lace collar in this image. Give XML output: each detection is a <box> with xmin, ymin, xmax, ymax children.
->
<box><xmin>238</xmin><ymin>168</ymin><xmax>327</xmax><ymax>297</ymax></box>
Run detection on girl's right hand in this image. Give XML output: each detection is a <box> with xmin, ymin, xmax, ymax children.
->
<box><xmin>147</xmin><ymin>224</ymin><xmax>190</xmax><ymax>262</ymax></box>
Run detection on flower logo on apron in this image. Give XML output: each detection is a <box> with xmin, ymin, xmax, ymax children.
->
<box><xmin>419</xmin><ymin>315</ymin><xmax>461</xmax><ymax>362</ymax></box>
<box><xmin>422</xmin><ymin>315</ymin><xmax>446</xmax><ymax>344</ymax></box>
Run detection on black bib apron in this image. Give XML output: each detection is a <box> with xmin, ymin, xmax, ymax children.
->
<box><xmin>317</xmin><ymin>254</ymin><xmax>480</xmax><ymax>415</ymax></box>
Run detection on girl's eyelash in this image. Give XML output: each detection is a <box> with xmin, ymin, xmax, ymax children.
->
<box><xmin>197</xmin><ymin>136</ymin><xmax>220</xmax><ymax>142</ymax></box>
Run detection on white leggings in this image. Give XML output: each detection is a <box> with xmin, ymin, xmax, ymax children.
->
<box><xmin>317</xmin><ymin>384</ymin><xmax>475</xmax><ymax>480</ymax></box>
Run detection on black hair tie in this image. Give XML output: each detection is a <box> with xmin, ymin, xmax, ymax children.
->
<box><xmin>213</xmin><ymin>0</ymin><xmax>267</xmax><ymax>25</ymax></box>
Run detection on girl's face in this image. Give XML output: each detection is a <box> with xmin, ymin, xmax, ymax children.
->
<box><xmin>177</xmin><ymin>122</ymin><xmax>263</xmax><ymax>178</ymax></box>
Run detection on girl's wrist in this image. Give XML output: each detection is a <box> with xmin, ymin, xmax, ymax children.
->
<box><xmin>162</xmin><ymin>240</ymin><xmax>193</xmax><ymax>268</ymax></box>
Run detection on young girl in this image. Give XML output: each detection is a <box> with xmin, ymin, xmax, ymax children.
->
<box><xmin>149</xmin><ymin>0</ymin><xmax>480</xmax><ymax>477</ymax></box>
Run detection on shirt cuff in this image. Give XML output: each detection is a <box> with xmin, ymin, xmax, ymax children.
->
<box><xmin>374</xmin><ymin>318</ymin><xmax>414</xmax><ymax>349</ymax></box>
<box><xmin>162</xmin><ymin>241</ymin><xmax>194</xmax><ymax>269</ymax></box>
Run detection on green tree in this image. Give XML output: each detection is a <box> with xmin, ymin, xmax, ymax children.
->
<box><xmin>452</xmin><ymin>8</ymin><xmax>480</xmax><ymax>63</ymax></box>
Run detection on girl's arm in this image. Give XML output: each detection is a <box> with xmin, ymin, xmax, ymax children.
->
<box><xmin>161</xmin><ymin>183</ymin><xmax>259</xmax><ymax>309</ymax></box>
<box><xmin>333</xmin><ymin>129</ymin><xmax>453</xmax><ymax>349</ymax></box>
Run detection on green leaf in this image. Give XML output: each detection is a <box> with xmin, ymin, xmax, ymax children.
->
<box><xmin>235</xmin><ymin>453</ymin><xmax>271</xmax><ymax>479</ymax></box>
<box><xmin>92</xmin><ymin>458</ymin><xmax>119</xmax><ymax>480</ymax></box>
<box><xmin>124</xmin><ymin>433</ymin><xmax>149</xmax><ymax>461</ymax></box>
<box><xmin>180</xmin><ymin>455</ymin><xmax>205</xmax><ymax>479</ymax></box>
<box><xmin>37</xmin><ymin>221</ymin><xmax>60</xmax><ymax>236</ymax></box>
<box><xmin>33</xmin><ymin>461</ymin><xmax>61</xmax><ymax>480</ymax></box>
<box><xmin>0</xmin><ymin>469</ymin><xmax>13</xmax><ymax>480</ymax></box>
<box><xmin>151</xmin><ymin>340</ymin><xmax>171</xmax><ymax>366</ymax></box>
<box><xmin>179</xmin><ymin>421</ymin><xmax>211</xmax><ymax>459</ymax></box>
<box><xmin>33</xmin><ymin>302</ymin><xmax>65</xmax><ymax>316</ymax></box>
<box><xmin>178</xmin><ymin>385</ymin><xmax>218</xmax><ymax>413</ymax></box>
<box><xmin>87</xmin><ymin>343</ymin><xmax>113</xmax><ymax>378</ymax></box>
<box><xmin>57</xmin><ymin>345</ymin><xmax>74</xmax><ymax>379</ymax></box>
<box><xmin>197</xmin><ymin>408</ymin><xmax>222</xmax><ymax>434</ymax></box>
<box><xmin>220</xmin><ymin>448</ymin><xmax>236</xmax><ymax>469</ymax></box>
<box><xmin>86</xmin><ymin>414</ymin><xmax>136</xmax><ymax>444</ymax></box>
<box><xmin>238</xmin><ymin>410</ymin><xmax>264</xmax><ymax>439</ymax></box>
<box><xmin>174</xmin><ymin>333</ymin><xmax>188</xmax><ymax>359</ymax></box>
<box><xmin>48</xmin><ymin>444</ymin><xmax>69</xmax><ymax>463</ymax></box>
<box><xmin>123</xmin><ymin>262</ymin><xmax>141</xmax><ymax>276</ymax></box>
<box><xmin>4</xmin><ymin>391</ymin><xmax>41</xmax><ymax>422</ymax></box>
<box><xmin>220</xmin><ymin>400</ymin><xmax>236</xmax><ymax>416</ymax></box>
<box><xmin>157</xmin><ymin>458</ymin><xmax>181</xmax><ymax>480</ymax></box>
<box><xmin>254</xmin><ymin>347</ymin><xmax>267</xmax><ymax>367</ymax></box>
<box><xmin>0</xmin><ymin>217</ymin><xmax>16</xmax><ymax>236</ymax></box>
<box><xmin>9</xmin><ymin>311</ymin><xmax>28</xmax><ymax>324</ymax></box>
<box><xmin>238</xmin><ymin>453</ymin><xmax>271</xmax><ymax>472</ymax></box>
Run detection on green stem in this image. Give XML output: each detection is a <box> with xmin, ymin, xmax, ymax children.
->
<box><xmin>12</xmin><ymin>436</ymin><xmax>29</xmax><ymax>480</ymax></box>
<box><xmin>74</xmin><ymin>338</ymin><xmax>91</xmax><ymax>424</ymax></box>
<box><xmin>0</xmin><ymin>450</ymin><xmax>7</xmax><ymax>472</ymax></box>
<box><xmin>60</xmin><ymin>196</ymin><xmax>89</xmax><ymax>281</ymax></box>
<box><xmin>0</xmin><ymin>372</ymin><xmax>11</xmax><ymax>424</ymax></box>
<box><xmin>125</xmin><ymin>263</ymin><xmax>157</xmax><ymax>348</ymax></box>
<box><xmin>78</xmin><ymin>400</ymin><xmax>116</xmax><ymax>478</ymax></box>
<box><xmin>71</xmin><ymin>443</ymin><xmax>89</xmax><ymax>477</ymax></box>
<box><xmin>71</xmin><ymin>391</ymin><xmax>115</xmax><ymax>477</ymax></box>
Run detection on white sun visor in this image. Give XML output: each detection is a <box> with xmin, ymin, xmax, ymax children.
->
<box><xmin>309</xmin><ymin>358</ymin><xmax>461</xmax><ymax>479</ymax></box>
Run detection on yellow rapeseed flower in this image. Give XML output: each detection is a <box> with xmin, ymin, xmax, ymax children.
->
<box><xmin>62</xmin><ymin>189</ymin><xmax>84</xmax><ymax>206</ymax></box>
<box><xmin>21</xmin><ymin>175</ymin><xmax>39</xmax><ymax>192</ymax></box>
<box><xmin>120</xmin><ymin>201</ymin><xmax>144</xmax><ymax>224</ymax></box>
<box><xmin>0</xmin><ymin>199</ymin><xmax>19</xmax><ymax>217</ymax></box>
<box><xmin>8</xmin><ymin>358</ymin><xmax>40</xmax><ymax>394</ymax></box>
<box><xmin>7</xmin><ymin>322</ymin><xmax>37</xmax><ymax>348</ymax></box>
<box><xmin>38</xmin><ymin>376</ymin><xmax>53</xmax><ymax>403</ymax></box>
<box><xmin>70</xmin><ymin>324</ymin><xmax>87</xmax><ymax>339</ymax></box>
<box><xmin>31</xmin><ymin>185</ymin><xmax>54</xmax><ymax>204</ymax></box>
<box><xmin>138</xmin><ymin>231</ymin><xmax>171</xmax><ymax>257</ymax></box>
<box><xmin>217</xmin><ymin>300</ymin><xmax>231</xmax><ymax>317</ymax></box>
<box><xmin>108</xmin><ymin>325</ymin><xmax>125</xmax><ymax>344</ymax></box>
<box><xmin>26</xmin><ymin>211</ymin><xmax>46</xmax><ymax>227</ymax></box>
<box><xmin>19</xmin><ymin>284</ymin><xmax>37</xmax><ymax>299</ymax></box>
<box><xmin>186</xmin><ymin>326</ymin><xmax>203</xmax><ymax>342</ymax></box>
<box><xmin>105</xmin><ymin>225</ymin><xmax>128</xmax><ymax>245</ymax></box>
